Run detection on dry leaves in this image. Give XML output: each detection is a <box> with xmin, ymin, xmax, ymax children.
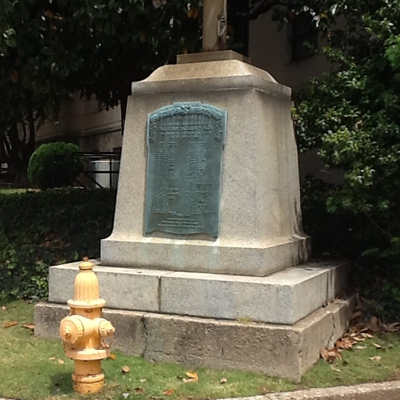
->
<box><xmin>320</xmin><ymin>347</ymin><xmax>342</xmax><ymax>363</ymax></box>
<box><xmin>369</xmin><ymin>356</ymin><xmax>382</xmax><ymax>362</ymax></box>
<box><xmin>183</xmin><ymin>371</ymin><xmax>198</xmax><ymax>383</ymax></box>
<box><xmin>22</xmin><ymin>324</ymin><xmax>35</xmax><ymax>331</ymax></box>
<box><xmin>121</xmin><ymin>365</ymin><xmax>130</xmax><ymax>373</ymax></box>
<box><xmin>353</xmin><ymin>345</ymin><xmax>367</xmax><ymax>350</ymax></box>
<box><xmin>162</xmin><ymin>389</ymin><xmax>175</xmax><ymax>396</ymax></box>
<box><xmin>330</xmin><ymin>365</ymin><xmax>341</xmax><ymax>372</ymax></box>
<box><xmin>3</xmin><ymin>321</ymin><xmax>18</xmax><ymax>328</ymax></box>
<box><xmin>335</xmin><ymin>336</ymin><xmax>354</xmax><ymax>350</ymax></box>
<box><xmin>382</xmin><ymin>322</ymin><xmax>400</xmax><ymax>332</ymax></box>
<box><xmin>373</xmin><ymin>342</ymin><xmax>385</xmax><ymax>350</ymax></box>
<box><xmin>220</xmin><ymin>378</ymin><xmax>228</xmax><ymax>384</ymax></box>
<box><xmin>108</xmin><ymin>353</ymin><xmax>117</xmax><ymax>360</ymax></box>
<box><xmin>320</xmin><ymin>304</ymin><xmax>397</xmax><ymax>368</ymax></box>
<box><xmin>48</xmin><ymin>357</ymin><xmax>65</xmax><ymax>364</ymax></box>
<box><xmin>133</xmin><ymin>387</ymin><xmax>145</xmax><ymax>395</ymax></box>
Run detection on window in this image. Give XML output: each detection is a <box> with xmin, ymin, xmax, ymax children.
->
<box><xmin>292</xmin><ymin>15</ymin><xmax>318</xmax><ymax>61</ymax></box>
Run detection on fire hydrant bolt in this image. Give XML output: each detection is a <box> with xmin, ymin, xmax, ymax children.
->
<box><xmin>59</xmin><ymin>260</ymin><xmax>115</xmax><ymax>395</ymax></box>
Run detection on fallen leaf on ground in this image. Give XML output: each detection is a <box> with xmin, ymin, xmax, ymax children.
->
<box><xmin>123</xmin><ymin>393</ymin><xmax>130</xmax><ymax>399</ymax></box>
<box><xmin>134</xmin><ymin>387</ymin><xmax>145</xmax><ymax>394</ymax></box>
<box><xmin>108</xmin><ymin>383</ymin><xmax>120</xmax><ymax>388</ymax></box>
<box><xmin>383</xmin><ymin>322</ymin><xmax>400</xmax><ymax>332</ymax></box>
<box><xmin>220</xmin><ymin>378</ymin><xmax>228</xmax><ymax>384</ymax></box>
<box><xmin>184</xmin><ymin>371</ymin><xmax>199</xmax><ymax>383</ymax></box>
<box><xmin>369</xmin><ymin>356</ymin><xmax>382</xmax><ymax>362</ymax></box>
<box><xmin>368</xmin><ymin>316</ymin><xmax>381</xmax><ymax>332</ymax></box>
<box><xmin>373</xmin><ymin>342</ymin><xmax>385</xmax><ymax>350</ymax></box>
<box><xmin>121</xmin><ymin>365</ymin><xmax>130</xmax><ymax>373</ymax></box>
<box><xmin>320</xmin><ymin>347</ymin><xmax>342</xmax><ymax>363</ymax></box>
<box><xmin>49</xmin><ymin>357</ymin><xmax>56</xmax><ymax>360</ymax></box>
<box><xmin>360</xmin><ymin>332</ymin><xmax>374</xmax><ymax>339</ymax></box>
<box><xmin>22</xmin><ymin>324</ymin><xmax>35</xmax><ymax>331</ymax></box>
<box><xmin>163</xmin><ymin>389</ymin><xmax>175</xmax><ymax>396</ymax></box>
<box><xmin>108</xmin><ymin>353</ymin><xmax>116</xmax><ymax>360</ymax></box>
<box><xmin>58</xmin><ymin>359</ymin><xmax>65</xmax><ymax>364</ymax></box>
<box><xmin>353</xmin><ymin>345</ymin><xmax>367</xmax><ymax>350</ymax></box>
<box><xmin>336</xmin><ymin>336</ymin><xmax>354</xmax><ymax>350</ymax></box>
<box><xmin>330</xmin><ymin>365</ymin><xmax>341</xmax><ymax>372</ymax></box>
<box><xmin>3</xmin><ymin>321</ymin><xmax>18</xmax><ymax>328</ymax></box>
<box><xmin>351</xmin><ymin>310</ymin><xmax>363</xmax><ymax>320</ymax></box>
<box><xmin>139</xmin><ymin>379</ymin><xmax>146</xmax><ymax>383</ymax></box>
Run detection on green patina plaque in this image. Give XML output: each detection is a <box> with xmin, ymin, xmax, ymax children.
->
<box><xmin>144</xmin><ymin>102</ymin><xmax>227</xmax><ymax>237</ymax></box>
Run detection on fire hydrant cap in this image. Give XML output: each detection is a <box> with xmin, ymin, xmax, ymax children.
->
<box><xmin>60</xmin><ymin>316</ymin><xmax>84</xmax><ymax>344</ymax></box>
<box><xmin>79</xmin><ymin>261</ymin><xmax>94</xmax><ymax>270</ymax></box>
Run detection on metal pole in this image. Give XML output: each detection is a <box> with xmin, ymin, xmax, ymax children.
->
<box><xmin>202</xmin><ymin>0</ymin><xmax>227</xmax><ymax>51</ymax></box>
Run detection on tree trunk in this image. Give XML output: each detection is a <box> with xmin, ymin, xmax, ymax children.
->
<box><xmin>0</xmin><ymin>111</ymin><xmax>36</xmax><ymax>187</ymax></box>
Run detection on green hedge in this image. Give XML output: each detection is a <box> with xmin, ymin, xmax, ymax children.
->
<box><xmin>0</xmin><ymin>188</ymin><xmax>116</xmax><ymax>300</ymax></box>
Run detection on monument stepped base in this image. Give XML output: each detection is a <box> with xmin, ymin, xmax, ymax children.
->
<box><xmin>47</xmin><ymin>260</ymin><xmax>347</xmax><ymax>325</ymax></box>
<box><xmin>35</xmin><ymin>260</ymin><xmax>352</xmax><ymax>381</ymax></box>
<box><xmin>35</xmin><ymin>297</ymin><xmax>353</xmax><ymax>382</ymax></box>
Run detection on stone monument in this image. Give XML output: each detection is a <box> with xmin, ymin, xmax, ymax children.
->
<box><xmin>35</xmin><ymin>1</ymin><xmax>352</xmax><ymax>381</ymax></box>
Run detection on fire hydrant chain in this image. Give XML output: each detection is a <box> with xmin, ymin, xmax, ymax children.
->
<box><xmin>59</xmin><ymin>260</ymin><xmax>115</xmax><ymax>395</ymax></box>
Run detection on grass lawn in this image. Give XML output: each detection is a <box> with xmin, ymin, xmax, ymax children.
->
<box><xmin>1</xmin><ymin>300</ymin><xmax>400</xmax><ymax>400</ymax></box>
<box><xmin>0</xmin><ymin>188</ymin><xmax>32</xmax><ymax>194</ymax></box>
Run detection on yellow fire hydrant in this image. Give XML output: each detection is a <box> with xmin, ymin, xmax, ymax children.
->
<box><xmin>60</xmin><ymin>260</ymin><xmax>115</xmax><ymax>395</ymax></box>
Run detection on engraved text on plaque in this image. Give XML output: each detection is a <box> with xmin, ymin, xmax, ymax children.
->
<box><xmin>144</xmin><ymin>102</ymin><xmax>227</xmax><ymax>236</ymax></box>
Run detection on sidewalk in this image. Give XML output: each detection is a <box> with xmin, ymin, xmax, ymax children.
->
<box><xmin>2</xmin><ymin>381</ymin><xmax>400</xmax><ymax>400</ymax></box>
<box><xmin>233</xmin><ymin>381</ymin><xmax>400</xmax><ymax>400</ymax></box>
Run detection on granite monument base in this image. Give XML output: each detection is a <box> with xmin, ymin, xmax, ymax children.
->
<box><xmin>34</xmin><ymin>260</ymin><xmax>351</xmax><ymax>381</ymax></box>
<box><xmin>35</xmin><ymin>295</ymin><xmax>353</xmax><ymax>382</ymax></box>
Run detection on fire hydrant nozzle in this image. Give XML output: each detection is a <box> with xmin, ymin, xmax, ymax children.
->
<box><xmin>60</xmin><ymin>260</ymin><xmax>115</xmax><ymax>395</ymax></box>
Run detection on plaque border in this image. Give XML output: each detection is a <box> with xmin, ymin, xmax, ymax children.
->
<box><xmin>144</xmin><ymin>102</ymin><xmax>227</xmax><ymax>237</ymax></box>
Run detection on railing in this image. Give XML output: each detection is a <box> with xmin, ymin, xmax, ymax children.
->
<box><xmin>50</xmin><ymin>152</ymin><xmax>121</xmax><ymax>189</ymax></box>
<box><xmin>0</xmin><ymin>162</ymin><xmax>14</xmax><ymax>186</ymax></box>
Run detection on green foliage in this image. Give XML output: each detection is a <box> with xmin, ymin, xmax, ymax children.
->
<box><xmin>267</xmin><ymin>1</ymin><xmax>400</xmax><ymax>319</ymax></box>
<box><xmin>0</xmin><ymin>188</ymin><xmax>116</xmax><ymax>300</ymax></box>
<box><xmin>300</xmin><ymin>177</ymin><xmax>365</xmax><ymax>259</ymax></box>
<box><xmin>288</xmin><ymin>1</ymin><xmax>400</xmax><ymax>261</ymax></box>
<box><xmin>0</xmin><ymin>0</ymin><xmax>202</xmax><ymax>181</ymax></box>
<box><xmin>27</xmin><ymin>142</ymin><xmax>83</xmax><ymax>190</ymax></box>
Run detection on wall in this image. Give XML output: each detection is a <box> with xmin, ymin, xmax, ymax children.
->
<box><xmin>36</xmin><ymin>93</ymin><xmax>123</xmax><ymax>152</ymax></box>
<box><xmin>249</xmin><ymin>13</ymin><xmax>330</xmax><ymax>88</ymax></box>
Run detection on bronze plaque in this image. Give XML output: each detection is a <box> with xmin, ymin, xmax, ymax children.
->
<box><xmin>144</xmin><ymin>102</ymin><xmax>227</xmax><ymax>237</ymax></box>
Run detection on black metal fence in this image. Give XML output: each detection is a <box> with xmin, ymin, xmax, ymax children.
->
<box><xmin>49</xmin><ymin>152</ymin><xmax>121</xmax><ymax>189</ymax></box>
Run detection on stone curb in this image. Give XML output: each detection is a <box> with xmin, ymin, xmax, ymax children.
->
<box><xmin>2</xmin><ymin>381</ymin><xmax>400</xmax><ymax>400</ymax></box>
<box><xmin>226</xmin><ymin>381</ymin><xmax>400</xmax><ymax>400</ymax></box>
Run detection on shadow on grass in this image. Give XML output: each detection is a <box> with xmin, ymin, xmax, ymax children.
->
<box><xmin>51</xmin><ymin>372</ymin><xmax>74</xmax><ymax>395</ymax></box>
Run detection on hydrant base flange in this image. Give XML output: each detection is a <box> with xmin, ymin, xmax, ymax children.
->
<box><xmin>73</xmin><ymin>372</ymin><xmax>105</xmax><ymax>395</ymax></box>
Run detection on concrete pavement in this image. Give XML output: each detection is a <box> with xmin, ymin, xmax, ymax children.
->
<box><xmin>231</xmin><ymin>381</ymin><xmax>400</xmax><ymax>400</ymax></box>
<box><xmin>1</xmin><ymin>380</ymin><xmax>400</xmax><ymax>400</ymax></box>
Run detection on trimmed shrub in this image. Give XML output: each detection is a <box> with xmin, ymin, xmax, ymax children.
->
<box><xmin>28</xmin><ymin>142</ymin><xmax>84</xmax><ymax>190</ymax></box>
<box><xmin>0</xmin><ymin>188</ymin><xmax>116</xmax><ymax>300</ymax></box>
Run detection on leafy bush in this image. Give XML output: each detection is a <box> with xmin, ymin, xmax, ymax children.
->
<box><xmin>0</xmin><ymin>188</ymin><xmax>116</xmax><ymax>300</ymax></box>
<box><xmin>28</xmin><ymin>142</ymin><xmax>84</xmax><ymax>190</ymax></box>
<box><xmin>300</xmin><ymin>177</ymin><xmax>366</xmax><ymax>259</ymax></box>
<box><xmin>288</xmin><ymin>3</ymin><xmax>400</xmax><ymax>258</ymax></box>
